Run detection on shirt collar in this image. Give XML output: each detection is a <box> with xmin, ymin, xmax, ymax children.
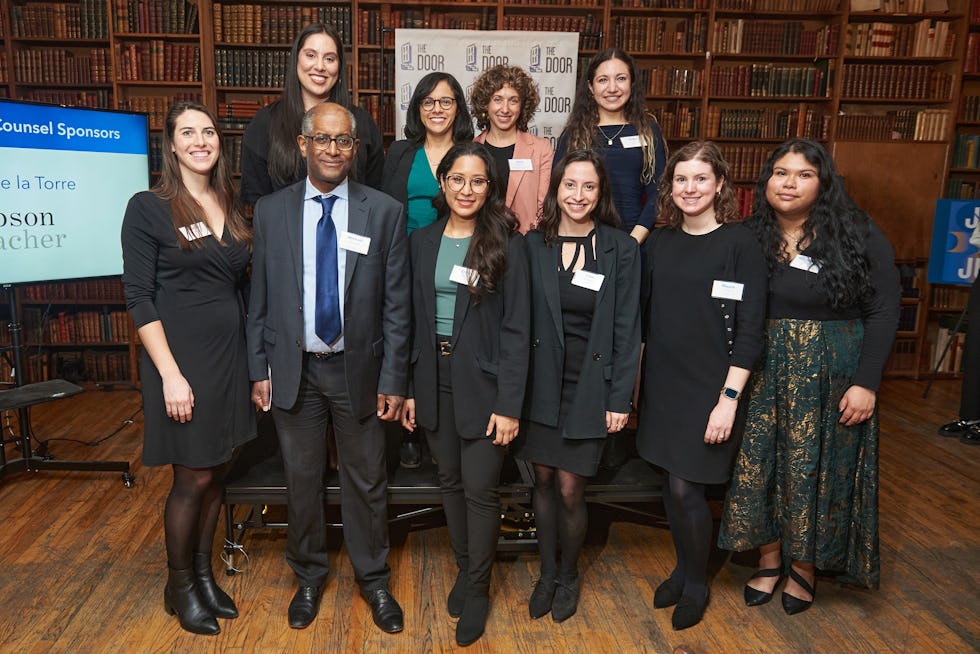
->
<box><xmin>304</xmin><ymin>177</ymin><xmax>350</xmax><ymax>202</ymax></box>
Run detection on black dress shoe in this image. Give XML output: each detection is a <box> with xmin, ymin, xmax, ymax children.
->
<box><xmin>551</xmin><ymin>573</ymin><xmax>580</xmax><ymax>623</ymax></box>
<box><xmin>653</xmin><ymin>576</ymin><xmax>684</xmax><ymax>609</ymax></box>
<box><xmin>400</xmin><ymin>441</ymin><xmax>422</xmax><ymax>468</ymax></box>
<box><xmin>362</xmin><ymin>588</ymin><xmax>404</xmax><ymax>633</ymax></box>
<box><xmin>781</xmin><ymin>568</ymin><xmax>815</xmax><ymax>615</ymax></box>
<box><xmin>671</xmin><ymin>587</ymin><xmax>709</xmax><ymax>631</ymax></box>
<box><xmin>962</xmin><ymin>423</ymin><xmax>980</xmax><ymax>445</ymax></box>
<box><xmin>938</xmin><ymin>419</ymin><xmax>976</xmax><ymax>437</ymax></box>
<box><xmin>288</xmin><ymin>586</ymin><xmax>321</xmax><ymax>629</ymax></box>
<box><xmin>528</xmin><ymin>574</ymin><xmax>556</xmax><ymax>619</ymax></box>
<box><xmin>744</xmin><ymin>567</ymin><xmax>782</xmax><ymax>607</ymax></box>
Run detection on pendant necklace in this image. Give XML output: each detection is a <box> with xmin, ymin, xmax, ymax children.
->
<box><xmin>598</xmin><ymin>123</ymin><xmax>627</xmax><ymax>146</ymax></box>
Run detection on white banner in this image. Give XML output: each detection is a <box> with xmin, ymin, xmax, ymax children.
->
<box><xmin>393</xmin><ymin>29</ymin><xmax>579</xmax><ymax>150</ymax></box>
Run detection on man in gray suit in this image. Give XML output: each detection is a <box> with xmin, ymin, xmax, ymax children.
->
<box><xmin>246</xmin><ymin>102</ymin><xmax>409</xmax><ymax>633</ymax></box>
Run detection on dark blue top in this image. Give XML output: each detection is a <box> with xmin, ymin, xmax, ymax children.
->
<box><xmin>555</xmin><ymin>121</ymin><xmax>667</xmax><ymax>231</ymax></box>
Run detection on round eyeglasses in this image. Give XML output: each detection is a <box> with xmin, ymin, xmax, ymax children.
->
<box><xmin>444</xmin><ymin>174</ymin><xmax>489</xmax><ymax>194</ymax></box>
<box><xmin>303</xmin><ymin>134</ymin><xmax>355</xmax><ymax>151</ymax></box>
<box><xmin>420</xmin><ymin>97</ymin><xmax>456</xmax><ymax>111</ymax></box>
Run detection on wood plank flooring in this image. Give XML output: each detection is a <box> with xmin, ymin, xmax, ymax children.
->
<box><xmin>0</xmin><ymin>378</ymin><xmax>976</xmax><ymax>653</ymax></box>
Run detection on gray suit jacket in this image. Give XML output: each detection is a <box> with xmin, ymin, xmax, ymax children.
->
<box><xmin>246</xmin><ymin>178</ymin><xmax>410</xmax><ymax>419</ymax></box>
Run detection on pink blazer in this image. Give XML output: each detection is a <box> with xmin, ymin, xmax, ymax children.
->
<box><xmin>474</xmin><ymin>130</ymin><xmax>553</xmax><ymax>234</ymax></box>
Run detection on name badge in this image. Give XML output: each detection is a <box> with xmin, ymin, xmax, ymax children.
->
<box><xmin>711</xmin><ymin>280</ymin><xmax>744</xmax><ymax>301</ymax></box>
<box><xmin>450</xmin><ymin>264</ymin><xmax>479</xmax><ymax>286</ymax></box>
<box><xmin>509</xmin><ymin>158</ymin><xmax>533</xmax><ymax>171</ymax></box>
<box><xmin>620</xmin><ymin>135</ymin><xmax>643</xmax><ymax>148</ymax></box>
<box><xmin>571</xmin><ymin>269</ymin><xmax>604</xmax><ymax>292</ymax></box>
<box><xmin>789</xmin><ymin>254</ymin><xmax>821</xmax><ymax>273</ymax></box>
<box><xmin>339</xmin><ymin>231</ymin><xmax>371</xmax><ymax>254</ymax></box>
<box><xmin>178</xmin><ymin>222</ymin><xmax>211</xmax><ymax>241</ymax></box>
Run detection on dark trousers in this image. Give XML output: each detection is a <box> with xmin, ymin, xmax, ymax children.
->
<box><xmin>961</xmin><ymin>278</ymin><xmax>980</xmax><ymax>419</ymax></box>
<box><xmin>272</xmin><ymin>353</ymin><xmax>391</xmax><ymax>590</ymax></box>
<box><xmin>427</xmin><ymin>353</ymin><xmax>506</xmax><ymax>596</ymax></box>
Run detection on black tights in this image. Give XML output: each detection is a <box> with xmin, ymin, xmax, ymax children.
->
<box><xmin>533</xmin><ymin>464</ymin><xmax>587</xmax><ymax>578</ymax></box>
<box><xmin>662</xmin><ymin>473</ymin><xmax>712</xmax><ymax>597</ymax></box>
<box><xmin>164</xmin><ymin>463</ymin><xmax>227</xmax><ymax>569</ymax></box>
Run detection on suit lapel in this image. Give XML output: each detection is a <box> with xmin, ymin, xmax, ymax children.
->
<box><xmin>420</xmin><ymin>224</ymin><xmax>440</xmax><ymax>347</ymax></box>
<box><xmin>345</xmin><ymin>182</ymin><xmax>369</xmax><ymax>293</ymax></box>
<box><xmin>451</xmin><ymin>281</ymin><xmax>473</xmax><ymax>346</ymax></box>
<box><xmin>506</xmin><ymin>132</ymin><xmax>533</xmax><ymax>208</ymax></box>
<box><xmin>539</xmin><ymin>239</ymin><xmax>564</xmax><ymax>344</ymax></box>
<box><xmin>284</xmin><ymin>183</ymin><xmax>306</xmax><ymax>297</ymax></box>
<box><xmin>595</xmin><ymin>223</ymin><xmax>615</xmax><ymax>310</ymax></box>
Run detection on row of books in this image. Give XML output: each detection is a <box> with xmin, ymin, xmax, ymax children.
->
<box><xmin>33</xmin><ymin>310</ymin><xmax>133</xmax><ymax>345</ymax></box>
<box><xmin>214</xmin><ymin>48</ymin><xmax>289</xmax><ymax>88</ymax></box>
<box><xmin>360</xmin><ymin>8</ymin><xmax>498</xmax><ymax>47</ymax></box>
<box><xmin>112</xmin><ymin>0</ymin><xmax>198</xmax><ymax>36</ymax></box>
<box><xmin>24</xmin><ymin>89</ymin><xmax>111</xmax><ymax>108</ymax></box>
<box><xmin>718</xmin><ymin>144</ymin><xmax>776</xmax><ymax>181</ymax></box>
<box><xmin>899</xmin><ymin>263</ymin><xmax>922</xmax><ymax>299</ymax></box>
<box><xmin>950</xmin><ymin>134</ymin><xmax>980</xmax><ymax>169</ymax></box>
<box><xmin>215</xmin><ymin>96</ymin><xmax>277</xmax><ymax>130</ymax></box>
<box><xmin>928</xmin><ymin>327</ymin><xmax>966</xmax><ymax>375</ymax></box>
<box><xmin>713</xmin><ymin>21</ymin><xmax>839</xmax><ymax>57</ymax></box>
<box><xmin>13</xmin><ymin>47</ymin><xmax>110</xmax><ymax>85</ymax></box>
<box><xmin>358</xmin><ymin>52</ymin><xmax>395</xmax><ymax>92</ymax></box>
<box><xmin>10</xmin><ymin>0</ymin><xmax>108</xmax><ymax>39</ymax></box>
<box><xmin>840</xmin><ymin>64</ymin><xmax>953</xmax><ymax>100</ymax></box>
<box><xmin>609</xmin><ymin>16</ymin><xmax>708</xmax><ymax>55</ymax></box>
<box><xmin>708</xmin><ymin>63</ymin><xmax>832</xmax><ymax>99</ymax></box>
<box><xmin>115</xmin><ymin>41</ymin><xmax>200</xmax><ymax>82</ymax></box>
<box><xmin>224</xmin><ymin>135</ymin><xmax>244</xmax><ymax>175</ymax></box>
<box><xmin>501</xmin><ymin>16</ymin><xmax>602</xmax><ymax>51</ymax></box>
<box><xmin>963</xmin><ymin>34</ymin><xmax>980</xmax><ymax>74</ymax></box>
<box><xmin>734</xmin><ymin>187</ymin><xmax>755</xmax><ymax>220</ymax></box>
<box><xmin>854</xmin><ymin>0</ymin><xmax>948</xmax><ymax>12</ymax></box>
<box><xmin>149</xmin><ymin>133</ymin><xmax>162</xmax><ymax>172</ymax></box>
<box><xmin>509</xmin><ymin>0</ymin><xmax>603</xmax><ymax>5</ymax></box>
<box><xmin>720</xmin><ymin>0</ymin><xmax>837</xmax><ymax>8</ymax></box>
<box><xmin>213</xmin><ymin>4</ymin><xmax>352</xmax><ymax>46</ymax></box>
<box><xmin>973</xmin><ymin>0</ymin><xmax>980</xmax><ymax>24</ymax></box>
<box><xmin>0</xmin><ymin>53</ymin><xmax>8</xmax><ymax>85</ymax></box>
<box><xmin>17</xmin><ymin>350</ymin><xmax>132</xmax><ymax>385</ymax></box>
<box><xmin>844</xmin><ymin>20</ymin><xmax>955</xmax><ymax>59</ymax></box>
<box><xmin>885</xmin><ymin>338</ymin><xmax>916</xmax><ymax>375</ymax></box>
<box><xmin>636</xmin><ymin>66</ymin><xmax>702</xmax><ymax>97</ymax></box>
<box><xmin>359</xmin><ymin>94</ymin><xmax>396</xmax><ymax>135</ymax></box>
<box><xmin>960</xmin><ymin>95</ymin><xmax>980</xmax><ymax>123</ymax></box>
<box><xmin>21</xmin><ymin>279</ymin><xmax>125</xmax><ymax>302</ymax></box>
<box><xmin>898</xmin><ymin>304</ymin><xmax>920</xmax><ymax>333</ymax></box>
<box><xmin>837</xmin><ymin>108</ymin><xmax>950</xmax><ymax>141</ymax></box>
<box><xmin>705</xmin><ymin>106</ymin><xmax>829</xmax><ymax>140</ymax></box>
<box><xmin>121</xmin><ymin>93</ymin><xmax>200</xmax><ymax>130</ymax></box>
<box><xmin>650</xmin><ymin>103</ymin><xmax>700</xmax><ymax>139</ymax></box>
<box><xmin>946</xmin><ymin>178</ymin><xmax>980</xmax><ymax>199</ymax></box>
<box><xmin>931</xmin><ymin>285</ymin><xmax>969</xmax><ymax>309</ymax></box>
<box><xmin>611</xmin><ymin>0</ymin><xmax>707</xmax><ymax>7</ymax></box>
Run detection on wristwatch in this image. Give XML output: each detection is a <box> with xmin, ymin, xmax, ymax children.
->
<box><xmin>721</xmin><ymin>386</ymin><xmax>741</xmax><ymax>401</ymax></box>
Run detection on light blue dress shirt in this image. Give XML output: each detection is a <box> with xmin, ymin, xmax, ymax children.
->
<box><xmin>302</xmin><ymin>177</ymin><xmax>348</xmax><ymax>353</ymax></box>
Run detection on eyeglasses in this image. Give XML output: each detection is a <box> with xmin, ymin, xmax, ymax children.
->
<box><xmin>444</xmin><ymin>174</ymin><xmax>489</xmax><ymax>194</ymax></box>
<box><xmin>420</xmin><ymin>97</ymin><xmax>456</xmax><ymax>111</ymax></box>
<box><xmin>303</xmin><ymin>133</ymin><xmax>355</xmax><ymax>151</ymax></box>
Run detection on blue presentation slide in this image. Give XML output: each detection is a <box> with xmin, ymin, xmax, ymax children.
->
<box><xmin>0</xmin><ymin>100</ymin><xmax>149</xmax><ymax>285</ymax></box>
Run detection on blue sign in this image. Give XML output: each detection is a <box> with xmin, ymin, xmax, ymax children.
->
<box><xmin>928</xmin><ymin>199</ymin><xmax>980</xmax><ymax>286</ymax></box>
<box><xmin>0</xmin><ymin>100</ymin><xmax>148</xmax><ymax>155</ymax></box>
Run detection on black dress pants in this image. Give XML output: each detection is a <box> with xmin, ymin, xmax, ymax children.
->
<box><xmin>960</xmin><ymin>279</ymin><xmax>980</xmax><ymax>420</ymax></box>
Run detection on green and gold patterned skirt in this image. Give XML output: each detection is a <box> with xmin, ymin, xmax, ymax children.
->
<box><xmin>718</xmin><ymin>318</ymin><xmax>880</xmax><ymax>589</ymax></box>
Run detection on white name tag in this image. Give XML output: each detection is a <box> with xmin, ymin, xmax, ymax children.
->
<box><xmin>620</xmin><ymin>135</ymin><xmax>643</xmax><ymax>148</ymax></box>
<box><xmin>339</xmin><ymin>231</ymin><xmax>371</xmax><ymax>254</ymax></box>
<box><xmin>509</xmin><ymin>158</ymin><xmax>533</xmax><ymax>171</ymax></box>
<box><xmin>711</xmin><ymin>280</ymin><xmax>744</xmax><ymax>301</ymax></box>
<box><xmin>178</xmin><ymin>222</ymin><xmax>211</xmax><ymax>241</ymax></box>
<box><xmin>571</xmin><ymin>269</ymin><xmax>604</xmax><ymax>291</ymax></box>
<box><xmin>789</xmin><ymin>254</ymin><xmax>821</xmax><ymax>273</ymax></box>
<box><xmin>450</xmin><ymin>264</ymin><xmax>479</xmax><ymax>286</ymax></box>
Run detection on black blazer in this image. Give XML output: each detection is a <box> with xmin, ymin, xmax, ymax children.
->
<box><xmin>246</xmin><ymin>178</ymin><xmax>411</xmax><ymax>418</ymax></box>
<box><xmin>380</xmin><ymin>139</ymin><xmax>423</xmax><ymax>207</ymax></box>
<box><xmin>408</xmin><ymin>220</ymin><xmax>531</xmax><ymax>439</ymax></box>
<box><xmin>524</xmin><ymin>223</ymin><xmax>641</xmax><ymax>439</ymax></box>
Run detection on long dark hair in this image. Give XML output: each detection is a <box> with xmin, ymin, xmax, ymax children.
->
<box><xmin>563</xmin><ymin>48</ymin><xmax>659</xmax><ymax>184</ymax></box>
<box><xmin>432</xmin><ymin>142</ymin><xmax>515</xmax><ymax>300</ymax></box>
<box><xmin>404</xmin><ymin>72</ymin><xmax>474</xmax><ymax>144</ymax></box>
<box><xmin>267</xmin><ymin>23</ymin><xmax>350</xmax><ymax>189</ymax></box>
<box><xmin>154</xmin><ymin>102</ymin><xmax>250</xmax><ymax>249</ymax></box>
<box><xmin>747</xmin><ymin>138</ymin><xmax>873</xmax><ymax>310</ymax></box>
<box><xmin>657</xmin><ymin>141</ymin><xmax>739</xmax><ymax>230</ymax></box>
<box><xmin>537</xmin><ymin>150</ymin><xmax>620</xmax><ymax>244</ymax></box>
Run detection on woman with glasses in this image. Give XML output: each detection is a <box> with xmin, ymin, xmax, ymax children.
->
<box><xmin>240</xmin><ymin>23</ymin><xmax>384</xmax><ymax>205</ymax></box>
<box><xmin>470</xmin><ymin>65</ymin><xmax>553</xmax><ymax>233</ymax></box>
<box><xmin>556</xmin><ymin>48</ymin><xmax>667</xmax><ymax>244</ymax></box>
<box><xmin>401</xmin><ymin>142</ymin><xmax>530</xmax><ymax>646</ymax></box>
<box><xmin>383</xmin><ymin>71</ymin><xmax>475</xmax><ymax>468</ymax></box>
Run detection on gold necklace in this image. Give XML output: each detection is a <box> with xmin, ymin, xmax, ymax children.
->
<box><xmin>597</xmin><ymin>124</ymin><xmax>627</xmax><ymax>146</ymax></box>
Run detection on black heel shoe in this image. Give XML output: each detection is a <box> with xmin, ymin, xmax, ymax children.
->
<box><xmin>781</xmin><ymin>567</ymin><xmax>815</xmax><ymax>615</ymax></box>
<box><xmin>744</xmin><ymin>567</ymin><xmax>782</xmax><ymax>607</ymax></box>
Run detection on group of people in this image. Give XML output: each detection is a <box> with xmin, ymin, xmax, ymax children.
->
<box><xmin>120</xmin><ymin>22</ymin><xmax>901</xmax><ymax>647</ymax></box>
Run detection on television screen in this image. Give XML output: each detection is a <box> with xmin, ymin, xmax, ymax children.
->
<box><xmin>0</xmin><ymin>99</ymin><xmax>149</xmax><ymax>285</ymax></box>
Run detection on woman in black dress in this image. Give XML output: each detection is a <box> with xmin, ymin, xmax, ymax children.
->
<box><xmin>637</xmin><ymin>141</ymin><xmax>767</xmax><ymax>630</ymax></box>
<box><xmin>122</xmin><ymin>102</ymin><xmax>255</xmax><ymax>635</ymax></box>
<box><xmin>719</xmin><ymin>139</ymin><xmax>900</xmax><ymax>614</ymax></box>
<box><xmin>514</xmin><ymin>150</ymin><xmax>640</xmax><ymax>622</ymax></box>
<box><xmin>401</xmin><ymin>142</ymin><xmax>530</xmax><ymax>646</ymax></box>
<box><xmin>240</xmin><ymin>22</ymin><xmax>383</xmax><ymax>205</ymax></box>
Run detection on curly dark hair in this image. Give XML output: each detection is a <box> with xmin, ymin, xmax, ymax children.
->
<box><xmin>537</xmin><ymin>150</ymin><xmax>620</xmax><ymax>244</ymax></box>
<box><xmin>469</xmin><ymin>65</ymin><xmax>540</xmax><ymax>133</ymax></box>
<box><xmin>657</xmin><ymin>141</ymin><xmax>739</xmax><ymax>230</ymax></box>
<box><xmin>746</xmin><ymin>138</ymin><xmax>873</xmax><ymax>310</ymax></box>
<box><xmin>432</xmin><ymin>142</ymin><xmax>516</xmax><ymax>300</ymax></box>
<box><xmin>563</xmin><ymin>48</ymin><xmax>660</xmax><ymax>184</ymax></box>
<box><xmin>403</xmin><ymin>72</ymin><xmax>474</xmax><ymax>145</ymax></box>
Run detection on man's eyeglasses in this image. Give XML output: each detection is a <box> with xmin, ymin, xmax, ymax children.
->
<box><xmin>444</xmin><ymin>174</ymin><xmax>490</xmax><ymax>194</ymax></box>
<box><xmin>303</xmin><ymin>134</ymin><xmax>355</xmax><ymax>151</ymax></box>
<box><xmin>420</xmin><ymin>97</ymin><xmax>456</xmax><ymax>111</ymax></box>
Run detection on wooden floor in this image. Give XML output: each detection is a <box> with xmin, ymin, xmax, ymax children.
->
<box><xmin>0</xmin><ymin>378</ymin><xmax>976</xmax><ymax>653</ymax></box>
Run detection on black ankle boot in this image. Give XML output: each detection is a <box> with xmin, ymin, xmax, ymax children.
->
<box><xmin>447</xmin><ymin>568</ymin><xmax>467</xmax><ymax>618</ymax></box>
<box><xmin>551</xmin><ymin>572</ymin><xmax>580</xmax><ymax>623</ymax></box>
<box><xmin>164</xmin><ymin>566</ymin><xmax>220</xmax><ymax>635</ymax></box>
<box><xmin>528</xmin><ymin>573</ymin><xmax>557</xmax><ymax>619</ymax></box>
<box><xmin>193</xmin><ymin>552</ymin><xmax>239</xmax><ymax>619</ymax></box>
<box><xmin>455</xmin><ymin>593</ymin><xmax>489</xmax><ymax>647</ymax></box>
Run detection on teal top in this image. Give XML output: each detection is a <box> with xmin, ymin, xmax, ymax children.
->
<box><xmin>406</xmin><ymin>148</ymin><xmax>439</xmax><ymax>234</ymax></box>
<box><xmin>435</xmin><ymin>234</ymin><xmax>471</xmax><ymax>336</ymax></box>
